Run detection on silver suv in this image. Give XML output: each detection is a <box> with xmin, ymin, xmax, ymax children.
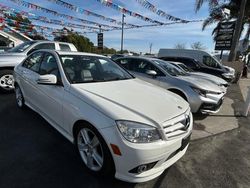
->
<box><xmin>0</xmin><ymin>40</ymin><xmax>77</xmax><ymax>93</ymax></box>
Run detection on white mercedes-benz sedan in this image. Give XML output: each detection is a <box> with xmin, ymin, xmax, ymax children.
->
<box><xmin>14</xmin><ymin>50</ymin><xmax>193</xmax><ymax>183</ymax></box>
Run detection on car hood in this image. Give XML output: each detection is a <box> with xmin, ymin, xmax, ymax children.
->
<box><xmin>176</xmin><ymin>75</ymin><xmax>223</xmax><ymax>93</ymax></box>
<box><xmin>0</xmin><ymin>53</ymin><xmax>26</xmax><ymax>67</ymax></box>
<box><xmin>71</xmin><ymin>79</ymin><xmax>189</xmax><ymax>127</ymax></box>
<box><xmin>189</xmin><ymin>72</ymin><xmax>228</xmax><ymax>85</ymax></box>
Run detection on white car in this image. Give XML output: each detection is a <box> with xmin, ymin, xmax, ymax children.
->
<box><xmin>14</xmin><ymin>50</ymin><xmax>193</xmax><ymax>183</ymax></box>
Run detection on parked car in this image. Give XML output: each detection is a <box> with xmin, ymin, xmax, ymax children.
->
<box><xmin>111</xmin><ymin>54</ymin><xmax>125</xmax><ymax>61</ymax></box>
<box><xmin>0</xmin><ymin>40</ymin><xmax>77</xmax><ymax>93</ymax></box>
<box><xmin>158</xmin><ymin>49</ymin><xmax>235</xmax><ymax>82</ymax></box>
<box><xmin>168</xmin><ymin>61</ymin><xmax>229</xmax><ymax>91</ymax></box>
<box><xmin>115</xmin><ymin>56</ymin><xmax>225</xmax><ymax>114</ymax></box>
<box><xmin>14</xmin><ymin>50</ymin><xmax>193</xmax><ymax>183</ymax></box>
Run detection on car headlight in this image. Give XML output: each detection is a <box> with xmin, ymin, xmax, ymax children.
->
<box><xmin>192</xmin><ymin>87</ymin><xmax>222</xmax><ymax>97</ymax></box>
<box><xmin>191</xmin><ymin>87</ymin><xmax>207</xmax><ymax>97</ymax></box>
<box><xmin>222</xmin><ymin>73</ymin><xmax>234</xmax><ymax>79</ymax></box>
<box><xmin>116</xmin><ymin>120</ymin><xmax>161</xmax><ymax>143</ymax></box>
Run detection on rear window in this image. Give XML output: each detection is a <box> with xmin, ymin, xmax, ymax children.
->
<box><xmin>59</xmin><ymin>44</ymin><xmax>71</xmax><ymax>51</ymax></box>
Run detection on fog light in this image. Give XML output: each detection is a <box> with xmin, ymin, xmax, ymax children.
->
<box><xmin>129</xmin><ymin>161</ymin><xmax>157</xmax><ymax>174</ymax></box>
<box><xmin>137</xmin><ymin>165</ymin><xmax>147</xmax><ymax>173</ymax></box>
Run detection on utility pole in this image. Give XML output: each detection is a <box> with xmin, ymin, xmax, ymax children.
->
<box><xmin>149</xmin><ymin>43</ymin><xmax>153</xmax><ymax>54</ymax></box>
<box><xmin>121</xmin><ymin>14</ymin><xmax>125</xmax><ymax>54</ymax></box>
<box><xmin>228</xmin><ymin>0</ymin><xmax>247</xmax><ymax>62</ymax></box>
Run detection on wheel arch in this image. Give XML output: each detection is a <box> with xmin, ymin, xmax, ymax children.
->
<box><xmin>168</xmin><ymin>88</ymin><xmax>188</xmax><ymax>101</ymax></box>
<box><xmin>72</xmin><ymin>119</ymin><xmax>116</xmax><ymax>174</ymax></box>
<box><xmin>0</xmin><ymin>66</ymin><xmax>14</xmax><ymax>71</ymax></box>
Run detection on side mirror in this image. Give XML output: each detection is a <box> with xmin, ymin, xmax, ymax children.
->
<box><xmin>146</xmin><ymin>70</ymin><xmax>157</xmax><ymax>77</ymax></box>
<box><xmin>37</xmin><ymin>74</ymin><xmax>57</xmax><ymax>85</ymax></box>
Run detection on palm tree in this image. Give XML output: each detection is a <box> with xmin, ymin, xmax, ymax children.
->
<box><xmin>195</xmin><ymin>0</ymin><xmax>250</xmax><ymax>48</ymax></box>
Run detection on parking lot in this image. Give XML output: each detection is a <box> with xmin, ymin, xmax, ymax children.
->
<box><xmin>0</xmin><ymin>79</ymin><xmax>250</xmax><ymax>188</ymax></box>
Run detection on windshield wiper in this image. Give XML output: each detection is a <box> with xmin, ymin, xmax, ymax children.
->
<box><xmin>104</xmin><ymin>77</ymin><xmax>131</xmax><ymax>81</ymax></box>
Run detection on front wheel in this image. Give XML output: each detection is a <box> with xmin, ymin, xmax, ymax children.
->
<box><xmin>76</xmin><ymin>124</ymin><xmax>115</xmax><ymax>177</ymax></box>
<box><xmin>0</xmin><ymin>70</ymin><xmax>15</xmax><ymax>93</ymax></box>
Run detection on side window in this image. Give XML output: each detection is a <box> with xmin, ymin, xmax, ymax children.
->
<box><xmin>39</xmin><ymin>53</ymin><xmax>59</xmax><ymax>78</ymax></box>
<box><xmin>22</xmin><ymin>52</ymin><xmax>43</xmax><ymax>72</ymax></box>
<box><xmin>181</xmin><ymin>58</ymin><xmax>197</xmax><ymax>68</ymax></box>
<box><xmin>203</xmin><ymin>56</ymin><xmax>219</xmax><ymax>68</ymax></box>
<box><xmin>35</xmin><ymin>43</ymin><xmax>55</xmax><ymax>50</ymax></box>
<box><xmin>131</xmin><ymin>59</ymin><xmax>164</xmax><ymax>76</ymax></box>
<box><xmin>117</xmin><ymin>59</ymin><xmax>132</xmax><ymax>71</ymax></box>
<box><xmin>59</xmin><ymin>44</ymin><xmax>71</xmax><ymax>51</ymax></box>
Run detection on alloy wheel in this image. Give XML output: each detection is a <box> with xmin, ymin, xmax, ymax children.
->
<box><xmin>0</xmin><ymin>74</ymin><xmax>14</xmax><ymax>90</ymax></box>
<box><xmin>77</xmin><ymin>128</ymin><xmax>104</xmax><ymax>171</ymax></box>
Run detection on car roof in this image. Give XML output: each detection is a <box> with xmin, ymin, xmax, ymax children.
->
<box><xmin>118</xmin><ymin>56</ymin><xmax>158</xmax><ymax>61</ymax></box>
<box><xmin>32</xmin><ymin>40</ymin><xmax>74</xmax><ymax>45</ymax></box>
<box><xmin>35</xmin><ymin>50</ymin><xmax>106</xmax><ymax>58</ymax></box>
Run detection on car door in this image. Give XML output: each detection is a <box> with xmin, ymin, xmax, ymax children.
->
<box><xmin>19</xmin><ymin>51</ymin><xmax>44</xmax><ymax>107</ymax></box>
<box><xmin>128</xmin><ymin>58</ymin><xmax>163</xmax><ymax>86</ymax></box>
<box><xmin>35</xmin><ymin>52</ymin><xmax>64</xmax><ymax>127</ymax></box>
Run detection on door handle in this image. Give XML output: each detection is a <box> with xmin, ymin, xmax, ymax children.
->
<box><xmin>21</xmin><ymin>70</ymin><xmax>28</xmax><ymax>74</ymax></box>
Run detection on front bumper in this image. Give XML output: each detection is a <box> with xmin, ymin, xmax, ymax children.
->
<box><xmin>99</xmin><ymin>112</ymin><xmax>193</xmax><ymax>183</ymax></box>
<box><xmin>199</xmin><ymin>98</ymin><xmax>223</xmax><ymax>113</ymax></box>
<box><xmin>189</xmin><ymin>92</ymin><xmax>225</xmax><ymax>114</ymax></box>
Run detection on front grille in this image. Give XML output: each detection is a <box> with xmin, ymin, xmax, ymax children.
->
<box><xmin>201</xmin><ymin>98</ymin><xmax>223</xmax><ymax>111</ymax></box>
<box><xmin>162</xmin><ymin>114</ymin><xmax>191</xmax><ymax>139</ymax></box>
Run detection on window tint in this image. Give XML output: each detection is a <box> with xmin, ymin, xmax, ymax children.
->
<box><xmin>203</xmin><ymin>56</ymin><xmax>220</xmax><ymax>68</ymax></box>
<box><xmin>181</xmin><ymin>58</ymin><xmax>197</xmax><ymax>68</ymax></box>
<box><xmin>34</xmin><ymin>43</ymin><xmax>55</xmax><ymax>50</ymax></box>
<box><xmin>39</xmin><ymin>53</ymin><xmax>59</xmax><ymax>78</ymax></box>
<box><xmin>130</xmin><ymin>59</ymin><xmax>164</xmax><ymax>76</ymax></box>
<box><xmin>59</xmin><ymin>44</ymin><xmax>71</xmax><ymax>51</ymax></box>
<box><xmin>60</xmin><ymin>55</ymin><xmax>132</xmax><ymax>83</ymax></box>
<box><xmin>22</xmin><ymin>52</ymin><xmax>43</xmax><ymax>72</ymax></box>
<box><xmin>116</xmin><ymin>59</ymin><xmax>132</xmax><ymax>70</ymax></box>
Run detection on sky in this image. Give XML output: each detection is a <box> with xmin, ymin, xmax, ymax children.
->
<box><xmin>0</xmin><ymin>0</ymin><xmax>219</xmax><ymax>53</ymax></box>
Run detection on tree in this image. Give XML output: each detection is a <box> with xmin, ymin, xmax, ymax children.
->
<box><xmin>54</xmin><ymin>29</ymin><xmax>117</xmax><ymax>54</ymax></box>
<box><xmin>191</xmin><ymin>42</ymin><xmax>207</xmax><ymax>50</ymax></box>
<box><xmin>174</xmin><ymin>43</ymin><xmax>186</xmax><ymax>49</ymax></box>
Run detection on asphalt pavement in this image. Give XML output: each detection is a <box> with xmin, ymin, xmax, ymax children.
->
<box><xmin>0</xmin><ymin>84</ymin><xmax>250</xmax><ymax>188</ymax></box>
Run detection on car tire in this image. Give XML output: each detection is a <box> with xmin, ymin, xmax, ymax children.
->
<box><xmin>0</xmin><ymin>69</ymin><xmax>15</xmax><ymax>93</ymax></box>
<box><xmin>15</xmin><ymin>85</ymin><xmax>25</xmax><ymax>109</ymax></box>
<box><xmin>76</xmin><ymin>124</ymin><xmax>115</xmax><ymax>177</ymax></box>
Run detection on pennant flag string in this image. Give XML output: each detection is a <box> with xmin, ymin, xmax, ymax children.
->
<box><xmin>135</xmin><ymin>0</ymin><xmax>189</xmax><ymax>23</ymax></box>
<box><xmin>45</xmin><ymin>0</ymin><xmax>138</xmax><ymax>27</ymax></box>
<box><xmin>0</xmin><ymin>5</ymin><xmax>110</xmax><ymax>33</ymax></box>
<box><xmin>0</xmin><ymin>17</ymin><xmax>91</xmax><ymax>37</ymax></box>
<box><xmin>94</xmin><ymin>0</ymin><xmax>165</xmax><ymax>25</ymax></box>
<box><xmin>6</xmin><ymin>0</ymin><xmax>127</xmax><ymax>29</ymax></box>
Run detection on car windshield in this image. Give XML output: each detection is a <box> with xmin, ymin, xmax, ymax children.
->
<box><xmin>153</xmin><ymin>59</ymin><xmax>188</xmax><ymax>76</ymax></box>
<box><xmin>178</xmin><ymin>63</ymin><xmax>193</xmax><ymax>72</ymax></box>
<box><xmin>203</xmin><ymin>55</ymin><xmax>222</xmax><ymax>68</ymax></box>
<box><xmin>8</xmin><ymin>41</ymin><xmax>36</xmax><ymax>53</ymax></box>
<box><xmin>60</xmin><ymin>55</ymin><xmax>133</xmax><ymax>83</ymax></box>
